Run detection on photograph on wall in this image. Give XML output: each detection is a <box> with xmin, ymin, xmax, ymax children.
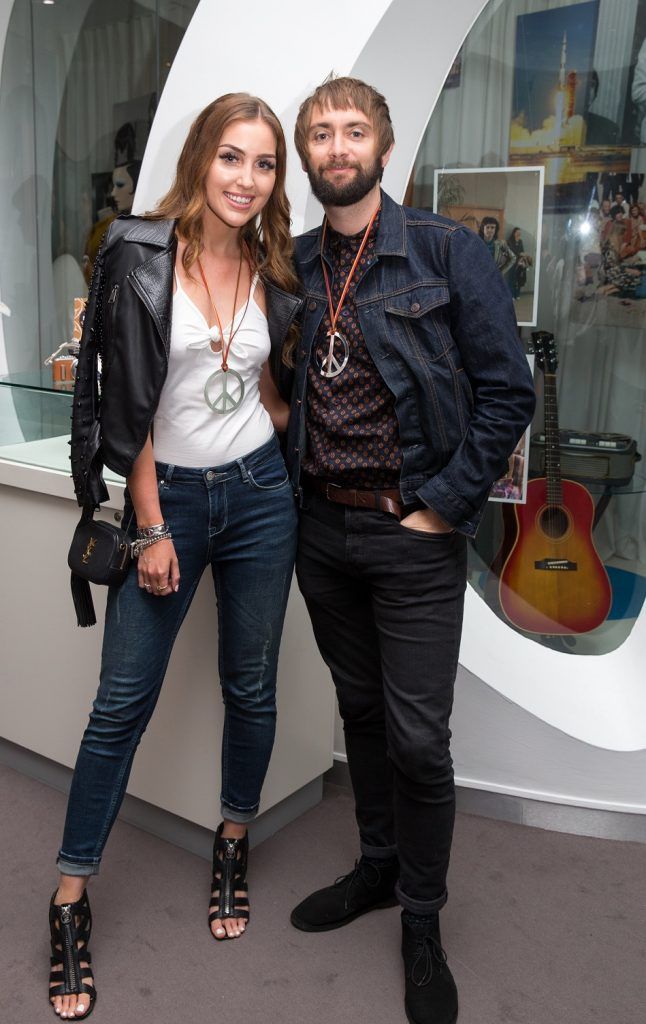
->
<box><xmin>572</xmin><ymin>180</ymin><xmax>646</xmax><ymax>328</ymax></box>
<box><xmin>509</xmin><ymin>1</ymin><xmax>631</xmax><ymax>211</ymax></box>
<box><xmin>489</xmin><ymin>423</ymin><xmax>531</xmax><ymax>504</ymax></box>
<box><xmin>433</xmin><ymin>166</ymin><xmax>544</xmax><ymax>326</ymax></box>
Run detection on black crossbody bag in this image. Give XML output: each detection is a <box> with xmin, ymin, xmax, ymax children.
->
<box><xmin>68</xmin><ymin>506</ymin><xmax>134</xmax><ymax>627</ymax></box>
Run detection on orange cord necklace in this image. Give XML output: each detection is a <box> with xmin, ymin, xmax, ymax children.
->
<box><xmin>317</xmin><ymin>204</ymin><xmax>380</xmax><ymax>378</ymax></box>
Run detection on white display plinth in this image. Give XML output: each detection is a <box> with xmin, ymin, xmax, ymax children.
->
<box><xmin>0</xmin><ymin>454</ymin><xmax>333</xmax><ymax>836</ymax></box>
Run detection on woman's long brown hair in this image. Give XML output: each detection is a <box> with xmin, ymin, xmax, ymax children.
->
<box><xmin>148</xmin><ymin>93</ymin><xmax>299</xmax><ymax>362</ymax></box>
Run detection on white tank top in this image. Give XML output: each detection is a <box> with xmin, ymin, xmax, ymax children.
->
<box><xmin>153</xmin><ymin>272</ymin><xmax>274</xmax><ymax>467</ymax></box>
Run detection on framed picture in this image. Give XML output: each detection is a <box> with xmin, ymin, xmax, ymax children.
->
<box><xmin>489</xmin><ymin>427</ymin><xmax>531</xmax><ymax>504</ymax></box>
<box><xmin>433</xmin><ymin>166</ymin><xmax>544</xmax><ymax>327</ymax></box>
<box><xmin>489</xmin><ymin>355</ymin><xmax>534</xmax><ymax>505</ymax></box>
<box><xmin>572</xmin><ymin>200</ymin><xmax>646</xmax><ymax>329</ymax></box>
<box><xmin>509</xmin><ymin>1</ymin><xmax>631</xmax><ymax>212</ymax></box>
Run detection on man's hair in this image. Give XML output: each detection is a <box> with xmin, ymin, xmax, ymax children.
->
<box><xmin>294</xmin><ymin>76</ymin><xmax>394</xmax><ymax>163</ymax></box>
<box><xmin>479</xmin><ymin>216</ymin><xmax>500</xmax><ymax>239</ymax></box>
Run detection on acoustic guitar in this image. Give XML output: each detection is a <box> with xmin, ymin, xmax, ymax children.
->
<box><xmin>498</xmin><ymin>332</ymin><xmax>612</xmax><ymax>635</ymax></box>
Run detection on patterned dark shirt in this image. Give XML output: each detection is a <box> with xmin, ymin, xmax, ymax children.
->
<box><xmin>303</xmin><ymin>212</ymin><xmax>403</xmax><ymax>488</ymax></box>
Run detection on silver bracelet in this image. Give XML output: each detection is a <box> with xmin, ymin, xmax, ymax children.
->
<box><xmin>132</xmin><ymin>530</ymin><xmax>172</xmax><ymax>557</ymax></box>
<box><xmin>136</xmin><ymin>522</ymin><xmax>169</xmax><ymax>540</ymax></box>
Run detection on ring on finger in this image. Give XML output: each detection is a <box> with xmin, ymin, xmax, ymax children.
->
<box><xmin>144</xmin><ymin>583</ymin><xmax>152</xmax><ymax>592</ymax></box>
<box><xmin>156</xmin><ymin>582</ymin><xmax>168</xmax><ymax>592</ymax></box>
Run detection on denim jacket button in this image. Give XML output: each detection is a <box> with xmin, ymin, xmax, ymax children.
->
<box><xmin>410</xmin><ymin>301</ymin><xmax>421</xmax><ymax>313</ymax></box>
<box><xmin>308</xmin><ymin>300</ymin><xmax>317</xmax><ymax>311</ymax></box>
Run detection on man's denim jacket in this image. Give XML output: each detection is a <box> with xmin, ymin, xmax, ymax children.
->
<box><xmin>285</xmin><ymin>190</ymin><xmax>536</xmax><ymax>537</ymax></box>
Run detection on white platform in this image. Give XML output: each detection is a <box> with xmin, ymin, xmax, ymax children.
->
<box><xmin>0</xmin><ymin>454</ymin><xmax>334</xmax><ymax>834</ymax></box>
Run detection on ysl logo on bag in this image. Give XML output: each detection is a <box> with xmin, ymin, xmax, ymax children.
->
<box><xmin>82</xmin><ymin>537</ymin><xmax>97</xmax><ymax>564</ymax></box>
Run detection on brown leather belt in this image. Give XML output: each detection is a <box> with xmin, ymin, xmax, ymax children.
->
<box><xmin>306</xmin><ymin>477</ymin><xmax>403</xmax><ymax>519</ymax></box>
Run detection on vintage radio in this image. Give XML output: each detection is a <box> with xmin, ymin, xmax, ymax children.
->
<box><xmin>529</xmin><ymin>430</ymin><xmax>640</xmax><ymax>488</ymax></box>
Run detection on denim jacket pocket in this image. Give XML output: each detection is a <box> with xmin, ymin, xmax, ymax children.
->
<box><xmin>384</xmin><ymin>283</ymin><xmax>451</xmax><ymax>362</ymax></box>
<box><xmin>384</xmin><ymin>283</ymin><xmax>449</xmax><ymax>318</ymax></box>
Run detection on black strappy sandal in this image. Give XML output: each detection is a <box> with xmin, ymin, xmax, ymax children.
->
<box><xmin>208</xmin><ymin>823</ymin><xmax>250</xmax><ymax>940</ymax></box>
<box><xmin>48</xmin><ymin>890</ymin><xmax>96</xmax><ymax>1018</ymax></box>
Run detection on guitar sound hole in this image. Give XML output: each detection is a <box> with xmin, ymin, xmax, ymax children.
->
<box><xmin>539</xmin><ymin>505</ymin><xmax>569</xmax><ymax>539</ymax></box>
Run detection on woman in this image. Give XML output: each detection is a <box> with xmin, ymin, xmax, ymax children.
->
<box><xmin>506</xmin><ymin>226</ymin><xmax>525</xmax><ymax>299</ymax></box>
<box><xmin>478</xmin><ymin>216</ymin><xmax>516</xmax><ymax>277</ymax></box>
<box><xmin>620</xmin><ymin>203</ymin><xmax>645</xmax><ymax>259</ymax></box>
<box><xmin>48</xmin><ymin>94</ymin><xmax>301</xmax><ymax>1019</ymax></box>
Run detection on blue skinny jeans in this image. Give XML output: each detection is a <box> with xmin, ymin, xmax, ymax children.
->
<box><xmin>58</xmin><ymin>435</ymin><xmax>297</xmax><ymax>876</ymax></box>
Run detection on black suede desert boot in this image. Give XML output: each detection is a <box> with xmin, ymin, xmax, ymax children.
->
<box><xmin>290</xmin><ymin>856</ymin><xmax>399</xmax><ymax>932</ymax></box>
<box><xmin>402</xmin><ymin>911</ymin><xmax>458</xmax><ymax>1024</ymax></box>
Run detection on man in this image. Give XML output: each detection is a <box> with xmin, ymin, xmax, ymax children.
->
<box><xmin>286</xmin><ymin>78</ymin><xmax>535</xmax><ymax>1024</ymax></box>
<box><xmin>599</xmin><ymin>197</ymin><xmax>612</xmax><ymax>221</ymax></box>
<box><xmin>632</xmin><ymin>38</ymin><xmax>646</xmax><ymax>145</ymax></box>
<box><xmin>583</xmin><ymin>70</ymin><xmax>619</xmax><ymax>146</ymax></box>
<box><xmin>622</xmin><ymin>173</ymin><xmax>644</xmax><ymax>207</ymax></box>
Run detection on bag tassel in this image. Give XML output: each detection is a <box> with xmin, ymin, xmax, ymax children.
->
<box><xmin>70</xmin><ymin>571</ymin><xmax>97</xmax><ymax>627</ymax></box>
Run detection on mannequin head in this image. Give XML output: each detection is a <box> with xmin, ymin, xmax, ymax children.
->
<box><xmin>110</xmin><ymin>160</ymin><xmax>141</xmax><ymax>214</ymax></box>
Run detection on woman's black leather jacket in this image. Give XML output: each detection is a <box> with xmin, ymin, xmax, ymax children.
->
<box><xmin>70</xmin><ymin>215</ymin><xmax>302</xmax><ymax>509</ymax></box>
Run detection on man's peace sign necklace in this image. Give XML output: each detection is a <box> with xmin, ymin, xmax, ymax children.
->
<box><xmin>197</xmin><ymin>249</ymin><xmax>252</xmax><ymax>415</ymax></box>
<box><xmin>317</xmin><ymin>204</ymin><xmax>380</xmax><ymax>379</ymax></box>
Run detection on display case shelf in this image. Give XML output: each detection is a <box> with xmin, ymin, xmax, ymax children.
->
<box><xmin>0</xmin><ymin>372</ymin><xmax>123</xmax><ymax>482</ymax></box>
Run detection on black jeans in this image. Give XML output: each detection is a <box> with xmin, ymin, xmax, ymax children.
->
<box><xmin>296</xmin><ymin>491</ymin><xmax>467</xmax><ymax>914</ymax></box>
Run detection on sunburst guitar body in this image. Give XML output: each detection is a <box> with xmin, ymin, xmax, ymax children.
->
<box><xmin>498</xmin><ymin>330</ymin><xmax>612</xmax><ymax>636</ymax></box>
<box><xmin>498</xmin><ymin>477</ymin><xmax>612</xmax><ymax>634</ymax></box>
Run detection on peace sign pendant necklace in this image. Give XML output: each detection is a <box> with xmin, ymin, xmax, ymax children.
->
<box><xmin>317</xmin><ymin>204</ymin><xmax>380</xmax><ymax>379</ymax></box>
<box><xmin>197</xmin><ymin>249</ymin><xmax>251</xmax><ymax>415</ymax></box>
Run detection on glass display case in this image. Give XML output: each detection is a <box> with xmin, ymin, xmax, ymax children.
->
<box><xmin>0</xmin><ymin>373</ymin><xmax>125</xmax><ymax>484</ymax></box>
<box><xmin>0</xmin><ymin>0</ymin><xmax>198</xmax><ymax>405</ymax></box>
<box><xmin>0</xmin><ymin>371</ymin><xmax>74</xmax><ymax>473</ymax></box>
<box><xmin>405</xmin><ymin>0</ymin><xmax>646</xmax><ymax>656</ymax></box>
<box><xmin>0</xmin><ymin>0</ymin><xmax>199</xmax><ymax>478</ymax></box>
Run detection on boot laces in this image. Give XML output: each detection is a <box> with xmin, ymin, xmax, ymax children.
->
<box><xmin>411</xmin><ymin>934</ymin><xmax>448</xmax><ymax>987</ymax></box>
<box><xmin>335</xmin><ymin>860</ymin><xmax>383</xmax><ymax>910</ymax></box>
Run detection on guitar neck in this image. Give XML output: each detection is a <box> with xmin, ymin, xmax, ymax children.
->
<box><xmin>543</xmin><ymin>373</ymin><xmax>563</xmax><ymax>506</ymax></box>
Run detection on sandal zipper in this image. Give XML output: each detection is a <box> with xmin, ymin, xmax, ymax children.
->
<box><xmin>60</xmin><ymin>905</ymin><xmax>79</xmax><ymax>993</ymax></box>
<box><xmin>222</xmin><ymin>841</ymin><xmax>236</xmax><ymax>918</ymax></box>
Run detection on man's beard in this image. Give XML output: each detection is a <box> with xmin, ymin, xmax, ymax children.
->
<box><xmin>306</xmin><ymin>157</ymin><xmax>383</xmax><ymax>208</ymax></box>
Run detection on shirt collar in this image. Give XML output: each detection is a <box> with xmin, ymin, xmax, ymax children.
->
<box><xmin>299</xmin><ymin>189</ymin><xmax>407</xmax><ymax>263</ymax></box>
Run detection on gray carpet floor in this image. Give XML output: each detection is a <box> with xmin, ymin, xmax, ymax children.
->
<box><xmin>1</xmin><ymin>761</ymin><xmax>644</xmax><ymax>1024</ymax></box>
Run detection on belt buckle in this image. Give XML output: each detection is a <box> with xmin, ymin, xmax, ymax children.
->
<box><xmin>325</xmin><ymin>481</ymin><xmax>341</xmax><ymax>501</ymax></box>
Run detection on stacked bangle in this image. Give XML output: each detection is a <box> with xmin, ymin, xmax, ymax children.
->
<box><xmin>136</xmin><ymin>522</ymin><xmax>169</xmax><ymax>539</ymax></box>
<box><xmin>132</xmin><ymin>522</ymin><xmax>172</xmax><ymax>557</ymax></box>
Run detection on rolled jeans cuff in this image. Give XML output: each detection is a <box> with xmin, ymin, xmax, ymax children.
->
<box><xmin>56</xmin><ymin>855</ymin><xmax>100</xmax><ymax>877</ymax></box>
<box><xmin>395</xmin><ymin>883</ymin><xmax>447</xmax><ymax>915</ymax></box>
<box><xmin>359</xmin><ymin>839</ymin><xmax>399</xmax><ymax>859</ymax></box>
<box><xmin>221</xmin><ymin>802</ymin><xmax>258</xmax><ymax>825</ymax></box>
